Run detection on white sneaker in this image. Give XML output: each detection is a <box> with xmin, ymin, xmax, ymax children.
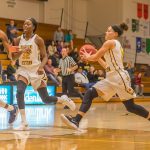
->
<box><xmin>14</xmin><ymin>123</ymin><xmax>29</xmax><ymax>131</ymax></box>
<box><xmin>60</xmin><ymin>95</ymin><xmax>76</xmax><ymax>111</ymax></box>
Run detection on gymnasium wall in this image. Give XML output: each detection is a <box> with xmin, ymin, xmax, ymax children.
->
<box><xmin>87</xmin><ymin>0</ymin><xmax>123</xmax><ymax>35</ymax></box>
<box><xmin>0</xmin><ymin>0</ymin><xmax>150</xmax><ymax>65</ymax></box>
<box><xmin>0</xmin><ymin>0</ymin><xmax>42</xmax><ymax>21</ymax></box>
<box><xmin>44</xmin><ymin>0</ymin><xmax>87</xmax><ymax>38</ymax></box>
<box><xmin>0</xmin><ymin>0</ymin><xmax>87</xmax><ymax>38</ymax></box>
<box><xmin>122</xmin><ymin>0</ymin><xmax>150</xmax><ymax>65</ymax></box>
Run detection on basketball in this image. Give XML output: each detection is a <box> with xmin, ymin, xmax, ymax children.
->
<box><xmin>79</xmin><ymin>44</ymin><xmax>97</xmax><ymax>56</ymax></box>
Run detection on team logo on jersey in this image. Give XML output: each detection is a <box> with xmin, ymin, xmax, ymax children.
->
<box><xmin>20</xmin><ymin>45</ymin><xmax>32</xmax><ymax>54</ymax></box>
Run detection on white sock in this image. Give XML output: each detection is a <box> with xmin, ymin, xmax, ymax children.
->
<box><xmin>19</xmin><ymin>109</ymin><xmax>28</xmax><ymax>125</ymax></box>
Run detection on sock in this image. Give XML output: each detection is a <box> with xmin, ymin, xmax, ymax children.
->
<box><xmin>19</xmin><ymin>109</ymin><xmax>28</xmax><ymax>125</ymax></box>
<box><xmin>74</xmin><ymin>114</ymin><xmax>82</xmax><ymax>123</ymax></box>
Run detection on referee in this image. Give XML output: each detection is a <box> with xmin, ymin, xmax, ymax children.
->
<box><xmin>58</xmin><ymin>48</ymin><xmax>83</xmax><ymax>100</ymax></box>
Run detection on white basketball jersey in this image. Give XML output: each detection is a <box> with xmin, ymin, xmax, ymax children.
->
<box><xmin>104</xmin><ymin>40</ymin><xmax>124</xmax><ymax>71</ymax></box>
<box><xmin>19</xmin><ymin>34</ymin><xmax>41</xmax><ymax>68</ymax></box>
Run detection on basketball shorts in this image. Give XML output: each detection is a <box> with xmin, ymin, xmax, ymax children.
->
<box><xmin>93</xmin><ymin>70</ymin><xmax>136</xmax><ymax>101</ymax></box>
<box><xmin>16</xmin><ymin>65</ymin><xmax>47</xmax><ymax>90</ymax></box>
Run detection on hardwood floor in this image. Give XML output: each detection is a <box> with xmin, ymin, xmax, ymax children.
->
<box><xmin>0</xmin><ymin>102</ymin><xmax>150</xmax><ymax>150</ymax></box>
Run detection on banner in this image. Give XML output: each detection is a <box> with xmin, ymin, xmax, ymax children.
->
<box><xmin>13</xmin><ymin>85</ymin><xmax>56</xmax><ymax>105</ymax></box>
<box><xmin>136</xmin><ymin>37</ymin><xmax>142</xmax><ymax>53</ymax></box>
<box><xmin>0</xmin><ymin>85</ymin><xmax>12</xmax><ymax>104</ymax></box>
<box><xmin>132</xmin><ymin>19</ymin><xmax>139</xmax><ymax>32</ymax></box>
<box><xmin>146</xmin><ymin>38</ymin><xmax>150</xmax><ymax>54</ymax></box>
<box><xmin>141</xmin><ymin>38</ymin><xmax>146</xmax><ymax>53</ymax></box>
<box><xmin>137</xmin><ymin>3</ymin><xmax>143</xmax><ymax>18</ymax></box>
<box><xmin>144</xmin><ymin>4</ymin><xmax>148</xmax><ymax>20</ymax></box>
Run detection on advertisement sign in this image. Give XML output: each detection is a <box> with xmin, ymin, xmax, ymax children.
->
<box><xmin>13</xmin><ymin>85</ymin><xmax>56</xmax><ymax>104</ymax></box>
<box><xmin>0</xmin><ymin>85</ymin><xmax>12</xmax><ymax>104</ymax></box>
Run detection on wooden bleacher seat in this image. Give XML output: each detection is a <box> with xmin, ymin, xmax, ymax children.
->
<box><xmin>0</xmin><ymin>60</ymin><xmax>11</xmax><ymax>66</ymax></box>
<box><xmin>0</xmin><ymin>54</ymin><xmax>8</xmax><ymax>60</ymax></box>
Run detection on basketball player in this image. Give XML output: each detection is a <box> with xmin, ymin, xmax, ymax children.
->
<box><xmin>0</xmin><ymin>29</ymin><xmax>18</xmax><ymax>124</ymax></box>
<box><xmin>11</xmin><ymin>18</ymin><xmax>76</xmax><ymax>130</ymax></box>
<box><xmin>61</xmin><ymin>22</ymin><xmax>150</xmax><ymax>129</ymax></box>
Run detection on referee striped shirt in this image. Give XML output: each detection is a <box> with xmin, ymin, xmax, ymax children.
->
<box><xmin>59</xmin><ymin>56</ymin><xmax>77</xmax><ymax>76</ymax></box>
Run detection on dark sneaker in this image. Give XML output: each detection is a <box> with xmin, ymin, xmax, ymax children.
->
<box><xmin>8</xmin><ymin>105</ymin><xmax>18</xmax><ymax>124</ymax></box>
<box><xmin>61</xmin><ymin>114</ymin><xmax>79</xmax><ymax>129</ymax></box>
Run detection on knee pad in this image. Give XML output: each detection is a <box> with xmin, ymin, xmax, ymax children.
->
<box><xmin>82</xmin><ymin>87</ymin><xmax>98</xmax><ymax>104</ymax></box>
<box><xmin>79</xmin><ymin>87</ymin><xmax>98</xmax><ymax>113</ymax></box>
<box><xmin>16</xmin><ymin>80</ymin><xmax>27</xmax><ymax>109</ymax></box>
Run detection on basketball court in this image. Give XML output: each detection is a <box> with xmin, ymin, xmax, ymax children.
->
<box><xmin>0</xmin><ymin>101</ymin><xmax>150</xmax><ymax>150</ymax></box>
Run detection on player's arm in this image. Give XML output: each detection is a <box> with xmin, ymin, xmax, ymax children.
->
<box><xmin>85</xmin><ymin>40</ymin><xmax>115</xmax><ymax>62</ymax></box>
<box><xmin>0</xmin><ymin>30</ymin><xmax>10</xmax><ymax>51</ymax></box>
<box><xmin>36</xmin><ymin>35</ymin><xmax>48</xmax><ymax>73</ymax></box>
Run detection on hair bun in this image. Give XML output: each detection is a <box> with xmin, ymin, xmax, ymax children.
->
<box><xmin>120</xmin><ymin>22</ymin><xmax>128</xmax><ymax>31</ymax></box>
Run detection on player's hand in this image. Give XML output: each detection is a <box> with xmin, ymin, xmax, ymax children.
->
<box><xmin>37</xmin><ymin>67</ymin><xmax>44</xmax><ymax>75</ymax></box>
<box><xmin>80</xmin><ymin>47</ymin><xmax>92</xmax><ymax>61</ymax></box>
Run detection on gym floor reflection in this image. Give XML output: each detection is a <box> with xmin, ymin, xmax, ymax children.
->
<box><xmin>1</xmin><ymin>102</ymin><xmax>150</xmax><ymax>150</ymax></box>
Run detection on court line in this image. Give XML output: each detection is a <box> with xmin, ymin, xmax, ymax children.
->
<box><xmin>46</xmin><ymin>136</ymin><xmax>150</xmax><ymax>145</ymax></box>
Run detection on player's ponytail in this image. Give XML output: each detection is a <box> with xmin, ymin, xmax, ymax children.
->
<box><xmin>119</xmin><ymin>22</ymin><xmax>128</xmax><ymax>31</ymax></box>
<box><xmin>112</xmin><ymin>22</ymin><xmax>128</xmax><ymax>37</ymax></box>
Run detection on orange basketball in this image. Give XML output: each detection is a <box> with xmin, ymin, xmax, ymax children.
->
<box><xmin>79</xmin><ymin>44</ymin><xmax>97</xmax><ymax>56</ymax></box>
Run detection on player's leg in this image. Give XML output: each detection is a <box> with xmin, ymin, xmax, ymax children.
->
<box><xmin>37</xmin><ymin>81</ymin><xmax>76</xmax><ymax>111</ymax></box>
<box><xmin>15</xmin><ymin>76</ymin><xmax>28</xmax><ymax>130</ymax></box>
<box><xmin>61</xmin><ymin>80</ymin><xmax>116</xmax><ymax>129</ymax></box>
<box><xmin>122</xmin><ymin>99</ymin><xmax>150</xmax><ymax>119</ymax></box>
<box><xmin>117</xmin><ymin>82</ymin><xmax>149</xmax><ymax>119</ymax></box>
<box><xmin>61</xmin><ymin>87</ymin><xmax>98</xmax><ymax>129</ymax></box>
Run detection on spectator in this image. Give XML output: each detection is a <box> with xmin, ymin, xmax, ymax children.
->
<box><xmin>6</xmin><ymin>60</ymin><xmax>17</xmax><ymax>81</ymax></box>
<box><xmin>87</xmin><ymin>66</ymin><xmax>99</xmax><ymax>84</ymax></box>
<box><xmin>75</xmin><ymin>67</ymin><xmax>94</xmax><ymax>90</ymax></box>
<box><xmin>78</xmin><ymin>59</ymin><xmax>90</xmax><ymax>75</ymax></box>
<box><xmin>64</xmin><ymin>30</ymin><xmax>74</xmax><ymax>50</ymax></box>
<box><xmin>56</xmin><ymin>41</ymin><xmax>64</xmax><ymax>56</ymax></box>
<box><xmin>6</xmin><ymin>20</ymin><xmax>18</xmax><ymax>44</ymax></box>
<box><xmin>134</xmin><ymin>72</ymin><xmax>144</xmax><ymax>96</ymax></box>
<box><xmin>54</xmin><ymin>26</ymin><xmax>64</xmax><ymax>43</ymax></box>
<box><xmin>47</xmin><ymin>40</ymin><xmax>57</xmax><ymax>57</ymax></box>
<box><xmin>96</xmin><ymin>69</ymin><xmax>105</xmax><ymax>80</ymax></box>
<box><xmin>70</xmin><ymin>47</ymin><xmax>79</xmax><ymax>62</ymax></box>
<box><xmin>44</xmin><ymin>58</ymin><xmax>61</xmax><ymax>86</ymax></box>
<box><xmin>49</xmin><ymin>52</ymin><xmax>60</xmax><ymax>67</ymax></box>
<box><xmin>125</xmin><ymin>61</ymin><xmax>135</xmax><ymax>88</ymax></box>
